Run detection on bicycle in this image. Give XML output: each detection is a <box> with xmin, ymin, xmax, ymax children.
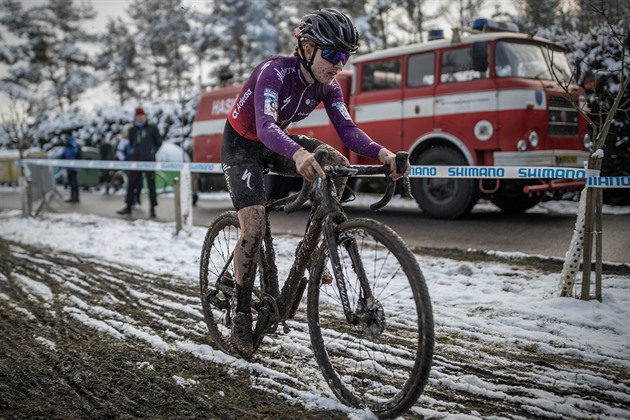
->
<box><xmin>199</xmin><ymin>151</ymin><xmax>434</xmax><ymax>418</ymax></box>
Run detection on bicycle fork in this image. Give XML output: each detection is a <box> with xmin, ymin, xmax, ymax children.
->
<box><xmin>322</xmin><ymin>219</ymin><xmax>381</xmax><ymax>332</ymax></box>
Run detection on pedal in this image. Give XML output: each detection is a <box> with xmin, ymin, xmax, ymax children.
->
<box><xmin>217</xmin><ymin>272</ymin><xmax>235</xmax><ymax>289</ymax></box>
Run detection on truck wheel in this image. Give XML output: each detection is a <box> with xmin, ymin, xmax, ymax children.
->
<box><xmin>411</xmin><ymin>146</ymin><xmax>478</xmax><ymax>219</ymax></box>
<box><xmin>490</xmin><ymin>181</ymin><xmax>542</xmax><ymax>213</ymax></box>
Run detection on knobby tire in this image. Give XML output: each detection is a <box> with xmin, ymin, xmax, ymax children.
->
<box><xmin>307</xmin><ymin>218</ymin><xmax>434</xmax><ymax>418</ymax></box>
<box><xmin>199</xmin><ymin>211</ymin><xmax>240</xmax><ymax>353</ymax></box>
<box><xmin>199</xmin><ymin>211</ymin><xmax>273</xmax><ymax>354</ymax></box>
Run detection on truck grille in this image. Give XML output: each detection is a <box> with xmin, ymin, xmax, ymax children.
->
<box><xmin>548</xmin><ymin>96</ymin><xmax>579</xmax><ymax>136</ymax></box>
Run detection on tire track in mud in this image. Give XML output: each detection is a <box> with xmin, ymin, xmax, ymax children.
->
<box><xmin>0</xmin><ymin>238</ymin><xmax>340</xmax><ymax>419</ymax></box>
<box><xmin>1</xmin><ymin>237</ymin><xmax>628</xmax><ymax>419</ymax></box>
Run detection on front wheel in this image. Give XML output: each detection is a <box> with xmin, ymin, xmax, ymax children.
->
<box><xmin>307</xmin><ymin>218</ymin><xmax>434</xmax><ymax>418</ymax></box>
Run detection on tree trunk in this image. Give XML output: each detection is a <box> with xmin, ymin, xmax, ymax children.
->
<box><xmin>580</xmin><ymin>154</ymin><xmax>603</xmax><ymax>300</ymax></box>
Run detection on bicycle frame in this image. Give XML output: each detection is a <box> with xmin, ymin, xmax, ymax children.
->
<box><xmin>258</xmin><ymin>175</ymin><xmax>348</xmax><ymax>330</ymax></box>
<box><xmin>255</xmin><ymin>152</ymin><xmax>409</xmax><ymax>333</ymax></box>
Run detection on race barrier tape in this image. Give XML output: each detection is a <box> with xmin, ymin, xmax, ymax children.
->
<box><xmin>20</xmin><ymin>158</ymin><xmax>630</xmax><ymax>188</ymax></box>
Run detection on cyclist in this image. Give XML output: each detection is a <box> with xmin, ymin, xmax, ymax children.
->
<box><xmin>221</xmin><ymin>8</ymin><xmax>409</xmax><ymax>356</ymax></box>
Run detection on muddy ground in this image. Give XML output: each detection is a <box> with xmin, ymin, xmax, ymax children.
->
<box><xmin>0</xmin><ymin>236</ymin><xmax>628</xmax><ymax>419</ymax></box>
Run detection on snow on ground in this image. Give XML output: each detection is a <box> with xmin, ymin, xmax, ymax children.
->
<box><xmin>0</xmin><ymin>197</ymin><xmax>629</xmax><ymax>418</ymax></box>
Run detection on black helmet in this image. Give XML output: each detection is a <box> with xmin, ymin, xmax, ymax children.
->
<box><xmin>295</xmin><ymin>8</ymin><xmax>359</xmax><ymax>54</ymax></box>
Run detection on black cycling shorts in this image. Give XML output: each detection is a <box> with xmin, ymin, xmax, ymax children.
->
<box><xmin>221</xmin><ymin>120</ymin><xmax>345</xmax><ymax>211</ymax></box>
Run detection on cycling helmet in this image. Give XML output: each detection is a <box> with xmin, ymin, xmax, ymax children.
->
<box><xmin>294</xmin><ymin>8</ymin><xmax>359</xmax><ymax>54</ymax></box>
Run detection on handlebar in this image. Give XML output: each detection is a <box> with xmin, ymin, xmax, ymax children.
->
<box><xmin>281</xmin><ymin>151</ymin><xmax>412</xmax><ymax>213</ymax></box>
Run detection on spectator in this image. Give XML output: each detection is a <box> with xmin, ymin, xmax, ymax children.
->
<box><xmin>59</xmin><ymin>133</ymin><xmax>82</xmax><ymax>203</ymax></box>
<box><xmin>115</xmin><ymin>125</ymin><xmax>132</xmax><ymax>161</ymax></box>
<box><xmin>117</xmin><ymin>107</ymin><xmax>162</xmax><ymax>218</ymax></box>
<box><xmin>99</xmin><ymin>135</ymin><xmax>115</xmax><ymax>194</ymax></box>
<box><xmin>112</xmin><ymin>126</ymin><xmax>135</xmax><ymax>197</ymax></box>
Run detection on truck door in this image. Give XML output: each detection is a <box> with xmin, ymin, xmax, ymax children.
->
<box><xmin>434</xmin><ymin>43</ymin><xmax>499</xmax><ymax>159</ymax></box>
<box><xmin>350</xmin><ymin>58</ymin><xmax>403</xmax><ymax>164</ymax></box>
<box><xmin>402</xmin><ymin>52</ymin><xmax>436</xmax><ymax>150</ymax></box>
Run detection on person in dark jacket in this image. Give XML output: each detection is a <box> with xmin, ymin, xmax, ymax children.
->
<box><xmin>117</xmin><ymin>107</ymin><xmax>162</xmax><ymax>217</ymax></box>
<box><xmin>59</xmin><ymin>133</ymin><xmax>81</xmax><ymax>203</ymax></box>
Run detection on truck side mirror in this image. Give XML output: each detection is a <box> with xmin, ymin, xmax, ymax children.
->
<box><xmin>472</xmin><ymin>42</ymin><xmax>488</xmax><ymax>73</ymax></box>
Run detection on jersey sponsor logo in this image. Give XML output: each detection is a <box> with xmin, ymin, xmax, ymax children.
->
<box><xmin>222</xmin><ymin>163</ymin><xmax>233</xmax><ymax>191</ymax></box>
<box><xmin>258</xmin><ymin>61</ymin><xmax>272</xmax><ymax>80</ymax></box>
<box><xmin>333</xmin><ymin>102</ymin><xmax>352</xmax><ymax>121</ymax></box>
<box><xmin>232</xmin><ymin>88</ymin><xmax>252</xmax><ymax>119</ymax></box>
<box><xmin>264</xmin><ymin>88</ymin><xmax>278</xmax><ymax>100</ymax></box>
<box><xmin>281</xmin><ymin>96</ymin><xmax>291</xmax><ymax>111</ymax></box>
<box><xmin>269</xmin><ymin>123</ymin><xmax>287</xmax><ymax>138</ymax></box>
<box><xmin>242</xmin><ymin>169</ymin><xmax>252</xmax><ymax>190</ymax></box>
<box><xmin>264</xmin><ymin>92</ymin><xmax>279</xmax><ymax>120</ymax></box>
<box><xmin>274</xmin><ymin>66</ymin><xmax>296</xmax><ymax>83</ymax></box>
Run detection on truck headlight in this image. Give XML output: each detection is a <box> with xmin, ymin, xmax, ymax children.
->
<box><xmin>517</xmin><ymin>139</ymin><xmax>527</xmax><ymax>152</ymax></box>
<box><xmin>528</xmin><ymin>131</ymin><xmax>539</xmax><ymax>148</ymax></box>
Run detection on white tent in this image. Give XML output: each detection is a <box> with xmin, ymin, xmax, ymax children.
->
<box><xmin>156</xmin><ymin>142</ymin><xmax>190</xmax><ymax>162</ymax></box>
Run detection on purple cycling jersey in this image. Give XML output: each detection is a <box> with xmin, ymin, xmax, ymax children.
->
<box><xmin>227</xmin><ymin>55</ymin><xmax>383</xmax><ymax>161</ymax></box>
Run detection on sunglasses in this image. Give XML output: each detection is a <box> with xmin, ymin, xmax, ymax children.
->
<box><xmin>320</xmin><ymin>48</ymin><xmax>350</xmax><ymax>66</ymax></box>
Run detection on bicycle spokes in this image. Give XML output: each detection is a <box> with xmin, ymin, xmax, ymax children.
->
<box><xmin>308</xmin><ymin>218</ymin><xmax>433</xmax><ymax>417</ymax></box>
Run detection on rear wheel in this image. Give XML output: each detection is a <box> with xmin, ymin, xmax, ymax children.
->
<box><xmin>307</xmin><ymin>218</ymin><xmax>434</xmax><ymax>418</ymax></box>
<box><xmin>411</xmin><ymin>146</ymin><xmax>478</xmax><ymax>219</ymax></box>
<box><xmin>199</xmin><ymin>212</ymin><xmax>239</xmax><ymax>353</ymax></box>
<box><xmin>199</xmin><ymin>211</ymin><xmax>269</xmax><ymax>353</ymax></box>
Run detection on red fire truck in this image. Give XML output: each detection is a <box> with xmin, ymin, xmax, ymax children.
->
<box><xmin>192</xmin><ymin>19</ymin><xmax>590</xmax><ymax>219</ymax></box>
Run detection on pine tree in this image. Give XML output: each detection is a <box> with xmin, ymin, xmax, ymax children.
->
<box><xmin>185</xmin><ymin>4</ymin><xmax>223</xmax><ymax>91</ymax></box>
<box><xmin>211</xmin><ymin>0</ymin><xmax>278</xmax><ymax>83</ymax></box>
<box><xmin>436</xmin><ymin>0</ymin><xmax>488</xmax><ymax>31</ymax></box>
<box><xmin>514</xmin><ymin>0</ymin><xmax>562</xmax><ymax>34</ymax></box>
<box><xmin>94</xmin><ymin>17</ymin><xmax>140</xmax><ymax>104</ymax></box>
<box><xmin>0</xmin><ymin>0</ymin><xmax>98</xmax><ymax>112</ymax></box>
<box><xmin>127</xmin><ymin>0</ymin><xmax>193</xmax><ymax>99</ymax></box>
<box><xmin>398</xmin><ymin>0</ymin><xmax>441</xmax><ymax>44</ymax></box>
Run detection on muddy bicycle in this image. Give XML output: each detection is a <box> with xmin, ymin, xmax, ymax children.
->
<box><xmin>199</xmin><ymin>152</ymin><xmax>434</xmax><ymax>418</ymax></box>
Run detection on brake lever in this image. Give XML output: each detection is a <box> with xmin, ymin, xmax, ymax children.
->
<box><xmin>395</xmin><ymin>152</ymin><xmax>408</xmax><ymax>174</ymax></box>
<box><xmin>371</xmin><ymin>151</ymin><xmax>412</xmax><ymax>211</ymax></box>
<box><xmin>394</xmin><ymin>152</ymin><xmax>413</xmax><ymax>199</ymax></box>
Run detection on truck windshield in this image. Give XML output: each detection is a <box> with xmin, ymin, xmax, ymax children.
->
<box><xmin>495</xmin><ymin>41</ymin><xmax>572</xmax><ymax>83</ymax></box>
